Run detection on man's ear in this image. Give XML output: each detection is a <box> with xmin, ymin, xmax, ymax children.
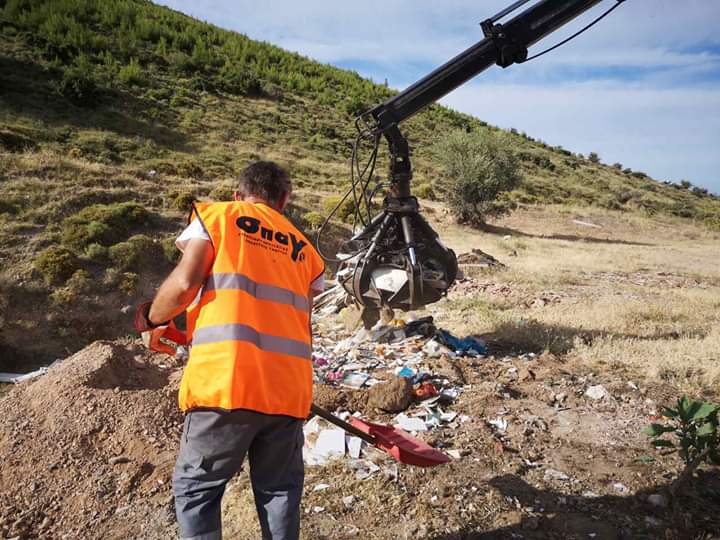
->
<box><xmin>277</xmin><ymin>191</ymin><xmax>290</xmax><ymax>212</ymax></box>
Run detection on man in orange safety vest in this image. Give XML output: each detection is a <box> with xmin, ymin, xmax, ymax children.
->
<box><xmin>136</xmin><ymin>161</ymin><xmax>324</xmax><ymax>540</ymax></box>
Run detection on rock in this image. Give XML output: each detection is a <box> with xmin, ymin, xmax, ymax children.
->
<box><xmin>644</xmin><ymin>516</ymin><xmax>662</xmax><ymax>528</ymax></box>
<box><xmin>367</xmin><ymin>376</ymin><xmax>413</xmax><ymax>412</ymax></box>
<box><xmin>342</xmin><ymin>495</ymin><xmax>355</xmax><ymax>508</ymax></box>
<box><xmin>109</xmin><ymin>456</ymin><xmax>131</xmax><ymax>465</ymax></box>
<box><xmin>585</xmin><ymin>385</ymin><xmax>609</xmax><ymax>400</ymax></box>
<box><xmin>647</xmin><ymin>493</ymin><xmax>668</xmax><ymax>508</ymax></box>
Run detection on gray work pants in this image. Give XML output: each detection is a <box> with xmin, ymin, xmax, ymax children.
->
<box><xmin>172</xmin><ymin>409</ymin><xmax>305</xmax><ymax>540</ymax></box>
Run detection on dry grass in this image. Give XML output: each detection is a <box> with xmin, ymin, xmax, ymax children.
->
<box><xmin>424</xmin><ymin>206</ymin><xmax>720</xmax><ymax>399</ymax></box>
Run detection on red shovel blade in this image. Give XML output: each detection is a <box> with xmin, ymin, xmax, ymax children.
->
<box><xmin>350</xmin><ymin>417</ymin><xmax>450</xmax><ymax>467</ymax></box>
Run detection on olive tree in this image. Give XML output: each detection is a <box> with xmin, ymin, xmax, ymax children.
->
<box><xmin>432</xmin><ymin>130</ymin><xmax>522</xmax><ymax>226</ymax></box>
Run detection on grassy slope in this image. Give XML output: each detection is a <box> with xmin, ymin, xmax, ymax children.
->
<box><xmin>0</xmin><ymin>0</ymin><xmax>719</xmax><ymax>366</ymax></box>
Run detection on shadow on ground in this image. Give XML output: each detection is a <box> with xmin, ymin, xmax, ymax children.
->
<box><xmin>483</xmin><ymin>223</ymin><xmax>654</xmax><ymax>247</ymax></box>
<box><xmin>477</xmin><ymin>319</ymin><xmax>703</xmax><ymax>357</ymax></box>
<box><xmin>430</xmin><ymin>472</ymin><xmax>720</xmax><ymax>540</ymax></box>
<box><xmin>84</xmin><ymin>347</ymin><xmax>169</xmax><ymax>391</ymax></box>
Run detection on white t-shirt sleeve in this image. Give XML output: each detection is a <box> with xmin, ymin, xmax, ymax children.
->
<box><xmin>175</xmin><ymin>218</ymin><xmax>211</xmax><ymax>252</ymax></box>
<box><xmin>311</xmin><ymin>273</ymin><xmax>324</xmax><ymax>292</ymax></box>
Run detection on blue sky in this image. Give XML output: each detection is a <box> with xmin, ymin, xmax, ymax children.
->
<box><xmin>156</xmin><ymin>0</ymin><xmax>720</xmax><ymax>193</ymax></box>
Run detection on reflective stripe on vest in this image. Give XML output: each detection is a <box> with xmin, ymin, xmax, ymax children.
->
<box><xmin>190</xmin><ymin>272</ymin><xmax>309</xmax><ymax>312</ymax></box>
<box><xmin>192</xmin><ymin>323</ymin><xmax>312</xmax><ymax>359</ymax></box>
<box><xmin>178</xmin><ymin>201</ymin><xmax>324</xmax><ymax>418</ymax></box>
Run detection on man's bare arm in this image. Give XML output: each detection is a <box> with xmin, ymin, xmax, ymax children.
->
<box><xmin>148</xmin><ymin>239</ymin><xmax>214</xmax><ymax>325</ymax></box>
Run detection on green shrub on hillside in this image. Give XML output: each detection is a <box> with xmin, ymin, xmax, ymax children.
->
<box><xmin>108</xmin><ymin>234</ymin><xmax>159</xmax><ymax>271</ymax></box>
<box><xmin>57</xmin><ymin>54</ymin><xmax>101</xmax><ymax>106</ymax></box>
<box><xmin>61</xmin><ymin>202</ymin><xmax>150</xmax><ymax>248</ymax></box>
<box><xmin>118</xmin><ymin>58</ymin><xmax>146</xmax><ymax>86</ymax></box>
<box><xmin>432</xmin><ymin>130</ymin><xmax>522</xmax><ymax>226</ymax></box>
<box><xmin>302</xmin><ymin>211</ymin><xmax>325</xmax><ymax>230</ymax></box>
<box><xmin>66</xmin><ymin>269</ymin><xmax>93</xmax><ymax>294</ymax></box>
<box><xmin>35</xmin><ymin>245</ymin><xmax>80</xmax><ymax>285</ymax></box>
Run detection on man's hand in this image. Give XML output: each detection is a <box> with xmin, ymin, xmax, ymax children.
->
<box><xmin>134</xmin><ymin>301</ymin><xmax>177</xmax><ymax>356</ymax></box>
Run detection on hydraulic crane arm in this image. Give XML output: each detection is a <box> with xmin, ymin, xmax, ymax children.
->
<box><xmin>331</xmin><ymin>0</ymin><xmax>625</xmax><ymax>322</ymax></box>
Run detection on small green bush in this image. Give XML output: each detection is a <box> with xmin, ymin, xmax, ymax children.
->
<box><xmin>177</xmin><ymin>160</ymin><xmax>204</xmax><ymax>178</ymax></box>
<box><xmin>322</xmin><ymin>195</ymin><xmax>378</xmax><ymax>224</ymax></box>
<box><xmin>109</xmin><ymin>234</ymin><xmax>159</xmax><ymax>271</ymax></box>
<box><xmin>49</xmin><ymin>287</ymin><xmax>76</xmax><ymax>308</ymax></box>
<box><xmin>120</xmin><ymin>272</ymin><xmax>139</xmax><ymax>296</ymax></box>
<box><xmin>302</xmin><ymin>211</ymin><xmax>325</xmax><ymax>230</ymax></box>
<box><xmin>118</xmin><ymin>58</ymin><xmax>146</xmax><ymax>86</ymax></box>
<box><xmin>58</xmin><ymin>54</ymin><xmax>101</xmax><ymax>106</ymax></box>
<box><xmin>209</xmin><ymin>184</ymin><xmax>234</xmax><ymax>201</ymax></box>
<box><xmin>66</xmin><ymin>269</ymin><xmax>93</xmax><ymax>295</ymax></box>
<box><xmin>432</xmin><ymin>130</ymin><xmax>523</xmax><ymax>226</ymax></box>
<box><xmin>162</xmin><ymin>236</ymin><xmax>181</xmax><ymax>264</ymax></box>
<box><xmin>102</xmin><ymin>268</ymin><xmax>121</xmax><ymax>287</ymax></box>
<box><xmin>61</xmin><ymin>202</ymin><xmax>150</xmax><ymax>249</ymax></box>
<box><xmin>35</xmin><ymin>246</ymin><xmax>80</xmax><ymax>285</ymax></box>
<box><xmin>83</xmin><ymin>243</ymin><xmax>108</xmax><ymax>262</ymax></box>
<box><xmin>174</xmin><ymin>192</ymin><xmax>195</xmax><ymax>212</ymax></box>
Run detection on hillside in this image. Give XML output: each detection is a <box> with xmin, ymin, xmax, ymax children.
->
<box><xmin>1</xmin><ymin>0</ymin><xmax>720</xmax><ymax>366</ymax></box>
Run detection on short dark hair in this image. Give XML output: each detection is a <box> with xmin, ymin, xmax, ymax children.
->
<box><xmin>237</xmin><ymin>161</ymin><xmax>291</xmax><ymax>206</ymax></box>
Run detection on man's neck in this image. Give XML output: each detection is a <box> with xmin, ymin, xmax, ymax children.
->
<box><xmin>242</xmin><ymin>196</ymin><xmax>277</xmax><ymax>210</ymax></box>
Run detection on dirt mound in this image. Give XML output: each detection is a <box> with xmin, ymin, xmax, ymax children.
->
<box><xmin>0</xmin><ymin>341</ymin><xmax>183</xmax><ymax>539</ymax></box>
<box><xmin>312</xmin><ymin>383</ymin><xmax>369</xmax><ymax>415</ymax></box>
<box><xmin>367</xmin><ymin>376</ymin><xmax>413</xmax><ymax>412</ymax></box>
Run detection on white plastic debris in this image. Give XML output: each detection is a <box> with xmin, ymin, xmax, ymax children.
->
<box><xmin>342</xmin><ymin>495</ymin><xmax>355</xmax><ymax>507</ymax></box>
<box><xmin>488</xmin><ymin>418</ymin><xmax>508</xmax><ymax>433</ymax></box>
<box><xmin>313</xmin><ymin>484</ymin><xmax>330</xmax><ymax>492</ymax></box>
<box><xmin>544</xmin><ymin>469</ymin><xmax>570</xmax><ymax>482</ymax></box>
<box><xmin>447</xmin><ymin>449</ymin><xmax>462</xmax><ymax>459</ymax></box>
<box><xmin>394</xmin><ymin>414</ymin><xmax>428</xmax><ymax>432</ymax></box>
<box><xmin>347</xmin><ymin>436</ymin><xmax>363</xmax><ymax>459</ymax></box>
<box><xmin>613</xmin><ymin>482</ymin><xmax>628</xmax><ymax>494</ymax></box>
<box><xmin>315</xmin><ymin>429</ymin><xmax>346</xmax><ymax>458</ymax></box>
<box><xmin>585</xmin><ymin>385</ymin><xmax>609</xmax><ymax>400</ymax></box>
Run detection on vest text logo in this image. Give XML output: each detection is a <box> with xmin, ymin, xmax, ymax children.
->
<box><xmin>236</xmin><ymin>216</ymin><xmax>307</xmax><ymax>262</ymax></box>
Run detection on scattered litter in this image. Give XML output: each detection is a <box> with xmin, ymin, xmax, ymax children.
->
<box><xmin>350</xmin><ymin>459</ymin><xmax>380</xmax><ymax>480</ymax></box>
<box><xmin>434</xmin><ymin>329</ymin><xmax>487</xmax><ymax>356</ymax></box>
<box><xmin>313</xmin><ymin>484</ymin><xmax>330</xmax><ymax>492</ymax></box>
<box><xmin>585</xmin><ymin>385</ymin><xmax>609</xmax><ymax>401</ymax></box>
<box><xmin>0</xmin><ymin>361</ymin><xmax>60</xmax><ymax>384</ymax></box>
<box><xmin>544</xmin><ymin>469</ymin><xmax>570</xmax><ymax>482</ymax></box>
<box><xmin>447</xmin><ymin>449</ymin><xmax>462</xmax><ymax>459</ymax></box>
<box><xmin>488</xmin><ymin>417</ymin><xmax>508</xmax><ymax>433</ymax></box>
<box><xmin>613</xmin><ymin>482</ymin><xmax>628</xmax><ymax>494</ymax></box>
<box><xmin>394</xmin><ymin>414</ymin><xmax>428</xmax><ymax>432</ymax></box>
<box><xmin>347</xmin><ymin>436</ymin><xmax>363</xmax><ymax>459</ymax></box>
<box><xmin>571</xmin><ymin>219</ymin><xmax>602</xmax><ymax>229</ymax></box>
<box><xmin>312</xmin><ymin>506</ymin><xmax>325</xmax><ymax>513</ymax></box>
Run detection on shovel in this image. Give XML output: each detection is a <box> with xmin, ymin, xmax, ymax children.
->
<box><xmin>310</xmin><ymin>404</ymin><xmax>449</xmax><ymax>467</ymax></box>
<box><xmin>143</xmin><ymin>322</ymin><xmax>449</xmax><ymax>467</ymax></box>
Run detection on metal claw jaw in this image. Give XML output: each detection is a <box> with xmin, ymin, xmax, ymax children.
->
<box><xmin>337</xmin><ymin>196</ymin><xmax>458</xmax><ymax>323</ymax></box>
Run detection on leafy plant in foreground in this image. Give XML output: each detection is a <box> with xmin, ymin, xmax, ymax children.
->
<box><xmin>644</xmin><ymin>396</ymin><xmax>719</xmax><ymax>494</ymax></box>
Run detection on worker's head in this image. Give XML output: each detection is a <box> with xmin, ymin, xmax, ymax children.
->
<box><xmin>234</xmin><ymin>161</ymin><xmax>291</xmax><ymax>211</ymax></box>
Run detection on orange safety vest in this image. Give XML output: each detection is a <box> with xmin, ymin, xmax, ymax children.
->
<box><xmin>178</xmin><ymin>201</ymin><xmax>324</xmax><ymax>418</ymax></box>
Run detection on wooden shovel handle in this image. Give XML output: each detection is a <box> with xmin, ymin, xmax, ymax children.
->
<box><xmin>310</xmin><ymin>404</ymin><xmax>377</xmax><ymax>445</ymax></box>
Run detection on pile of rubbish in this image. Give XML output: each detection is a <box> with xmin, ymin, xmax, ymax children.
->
<box><xmin>304</xmin><ymin>305</ymin><xmax>486</xmax><ymax>471</ymax></box>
